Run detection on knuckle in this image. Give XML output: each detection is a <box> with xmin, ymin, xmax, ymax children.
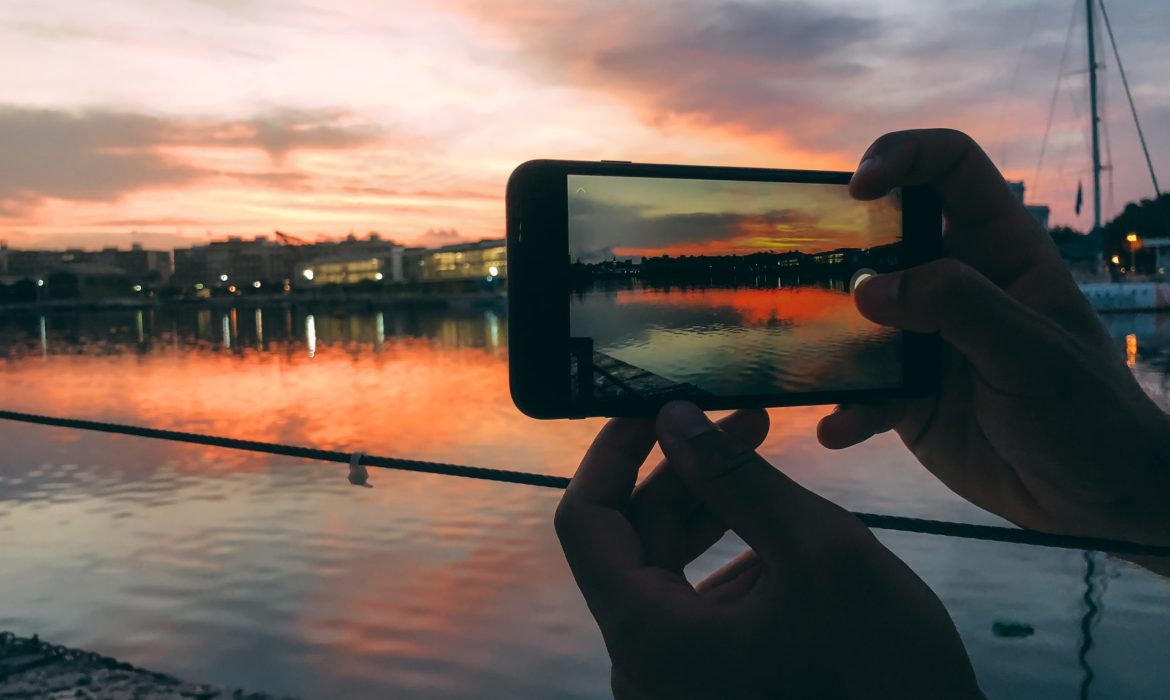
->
<box><xmin>817</xmin><ymin>515</ymin><xmax>882</xmax><ymax>568</ymax></box>
<box><xmin>704</xmin><ymin>442</ymin><xmax>761</xmax><ymax>484</ymax></box>
<box><xmin>933</xmin><ymin>127</ymin><xmax>976</xmax><ymax>148</ymax></box>
<box><xmin>914</xmin><ymin>259</ymin><xmax>978</xmax><ymax>306</ymax></box>
<box><xmin>552</xmin><ymin>498</ymin><xmax>581</xmax><ymax>539</ymax></box>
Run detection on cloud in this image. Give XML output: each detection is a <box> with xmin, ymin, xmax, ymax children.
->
<box><xmin>569</xmin><ymin>195</ymin><xmax>821</xmax><ymax>262</ymax></box>
<box><xmin>457</xmin><ymin>0</ymin><xmax>881</xmax><ymax>149</ymax></box>
<box><xmin>457</xmin><ymin>0</ymin><xmax>1170</xmax><ymax>188</ymax></box>
<box><xmin>0</xmin><ymin>106</ymin><xmax>381</xmax><ymax>220</ymax></box>
<box><xmin>414</xmin><ymin>228</ymin><xmax>467</xmax><ymax>248</ymax></box>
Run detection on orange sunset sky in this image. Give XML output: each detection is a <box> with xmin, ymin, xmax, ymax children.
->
<box><xmin>2</xmin><ymin>0</ymin><xmax>1168</xmax><ymax>251</ymax></box>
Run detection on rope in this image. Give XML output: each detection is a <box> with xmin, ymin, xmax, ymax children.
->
<box><xmin>2</xmin><ymin>408</ymin><xmax>1168</xmax><ymax>558</ymax></box>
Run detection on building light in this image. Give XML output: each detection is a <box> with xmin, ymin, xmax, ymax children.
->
<box><xmin>489</xmin><ymin>265</ymin><xmax>499</xmax><ymax>277</ymax></box>
<box><xmin>132</xmin><ymin>284</ymin><xmax>143</xmax><ymax>292</ymax></box>
<box><xmin>253</xmin><ymin>280</ymin><xmax>262</xmax><ymax>288</ymax></box>
<box><xmin>220</xmin><ymin>274</ymin><xmax>229</xmax><ymax>282</ymax></box>
<box><xmin>302</xmin><ymin>269</ymin><xmax>314</xmax><ymax>281</ymax></box>
<box><xmin>374</xmin><ymin>272</ymin><xmax>384</xmax><ymax>281</ymax></box>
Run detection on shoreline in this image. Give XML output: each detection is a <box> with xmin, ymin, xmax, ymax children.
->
<box><xmin>0</xmin><ymin>631</ymin><xmax>290</xmax><ymax>699</ymax></box>
<box><xmin>0</xmin><ymin>290</ymin><xmax>506</xmax><ymax>313</ymax></box>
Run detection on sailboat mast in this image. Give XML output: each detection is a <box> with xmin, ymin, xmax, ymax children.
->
<box><xmin>1086</xmin><ymin>0</ymin><xmax>1103</xmax><ymax>234</ymax></box>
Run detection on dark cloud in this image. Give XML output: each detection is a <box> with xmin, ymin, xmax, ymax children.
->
<box><xmin>460</xmin><ymin>1</ymin><xmax>880</xmax><ymax>147</ymax></box>
<box><xmin>569</xmin><ymin>195</ymin><xmax>815</xmax><ymax>262</ymax></box>
<box><xmin>461</xmin><ymin>0</ymin><xmax>1170</xmax><ymax>190</ymax></box>
<box><xmin>0</xmin><ymin>106</ymin><xmax>381</xmax><ymax>218</ymax></box>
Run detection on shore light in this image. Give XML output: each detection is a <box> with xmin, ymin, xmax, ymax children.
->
<box><xmin>219</xmin><ymin>274</ymin><xmax>229</xmax><ymax>282</ymax></box>
<box><xmin>132</xmin><ymin>285</ymin><xmax>143</xmax><ymax>292</ymax></box>
<box><xmin>374</xmin><ymin>272</ymin><xmax>384</xmax><ymax>281</ymax></box>
<box><xmin>303</xmin><ymin>269</ymin><xmax>314</xmax><ymax>281</ymax></box>
<box><xmin>195</xmin><ymin>283</ymin><xmax>205</xmax><ymax>290</ymax></box>
<box><xmin>253</xmin><ymin>280</ymin><xmax>262</xmax><ymax>288</ymax></box>
<box><xmin>36</xmin><ymin>279</ymin><xmax>44</xmax><ymax>287</ymax></box>
<box><xmin>1126</xmin><ymin>233</ymin><xmax>1139</xmax><ymax>244</ymax></box>
<box><xmin>1111</xmin><ymin>255</ymin><xmax>1121</xmax><ymax>265</ymax></box>
<box><xmin>488</xmin><ymin>266</ymin><xmax>499</xmax><ymax>277</ymax></box>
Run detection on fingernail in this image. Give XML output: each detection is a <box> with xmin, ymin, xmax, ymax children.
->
<box><xmin>852</xmin><ymin>156</ymin><xmax>878</xmax><ymax>180</ymax></box>
<box><xmin>658</xmin><ymin>401</ymin><xmax>714</xmax><ymax>441</ymax></box>
<box><xmin>854</xmin><ymin>271</ymin><xmax>901</xmax><ymax>309</ymax></box>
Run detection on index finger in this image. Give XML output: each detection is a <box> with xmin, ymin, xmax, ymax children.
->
<box><xmin>850</xmin><ymin>128</ymin><xmax>1055</xmax><ymax>285</ymax></box>
<box><xmin>555</xmin><ymin>417</ymin><xmax>656</xmax><ymax>603</ymax></box>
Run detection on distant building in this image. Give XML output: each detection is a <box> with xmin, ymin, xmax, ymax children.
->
<box><xmin>1006</xmin><ymin>181</ymin><xmax>1051</xmax><ymax>232</ymax></box>
<box><xmin>173</xmin><ymin>236</ymin><xmax>294</xmax><ymax>289</ymax></box>
<box><xmin>407</xmin><ymin>239</ymin><xmax>506</xmax><ymax>283</ymax></box>
<box><xmin>46</xmin><ymin>263</ymin><xmax>132</xmax><ymax>301</ymax></box>
<box><xmin>174</xmin><ymin>233</ymin><xmax>406</xmax><ymax>289</ymax></box>
<box><xmin>0</xmin><ymin>243</ymin><xmax>171</xmax><ymax>291</ymax></box>
<box><xmin>301</xmin><ymin>247</ymin><xmax>405</xmax><ymax>286</ymax></box>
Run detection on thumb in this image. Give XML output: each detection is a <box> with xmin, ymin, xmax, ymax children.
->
<box><xmin>854</xmin><ymin>258</ymin><xmax>1060</xmax><ymax>388</ymax></box>
<box><xmin>656</xmin><ymin>402</ymin><xmax>858</xmax><ymax>565</ymax></box>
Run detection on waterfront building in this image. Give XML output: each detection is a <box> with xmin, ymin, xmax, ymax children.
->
<box><xmin>175</xmin><ymin>233</ymin><xmax>406</xmax><ymax>289</ymax></box>
<box><xmin>0</xmin><ymin>242</ymin><xmax>171</xmax><ymax>292</ymax></box>
<box><xmin>173</xmin><ymin>236</ymin><xmax>294</xmax><ymax>289</ymax></box>
<box><xmin>407</xmin><ymin>239</ymin><xmax>506</xmax><ymax>283</ymax></box>
<box><xmin>300</xmin><ymin>247</ymin><xmax>405</xmax><ymax>286</ymax></box>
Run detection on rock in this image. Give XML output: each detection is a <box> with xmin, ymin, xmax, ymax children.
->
<box><xmin>992</xmin><ymin>620</ymin><xmax>1035</xmax><ymax>638</ymax></box>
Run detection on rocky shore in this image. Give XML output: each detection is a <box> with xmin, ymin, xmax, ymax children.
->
<box><xmin>0</xmin><ymin>632</ymin><xmax>291</xmax><ymax>699</ymax></box>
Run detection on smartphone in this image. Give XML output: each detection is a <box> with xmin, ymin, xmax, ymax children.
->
<box><xmin>506</xmin><ymin>160</ymin><xmax>943</xmax><ymax>419</ymax></box>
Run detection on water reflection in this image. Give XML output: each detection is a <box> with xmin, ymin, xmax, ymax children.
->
<box><xmin>0</xmin><ymin>303</ymin><xmax>1169</xmax><ymax>699</ymax></box>
<box><xmin>572</xmin><ymin>285</ymin><xmax>899</xmax><ymax>394</ymax></box>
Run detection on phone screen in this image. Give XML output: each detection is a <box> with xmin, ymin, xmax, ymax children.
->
<box><xmin>566</xmin><ymin>174</ymin><xmax>903</xmax><ymax>402</ymax></box>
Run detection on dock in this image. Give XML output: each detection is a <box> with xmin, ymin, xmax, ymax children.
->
<box><xmin>575</xmin><ymin>350</ymin><xmax>711</xmax><ymax>400</ymax></box>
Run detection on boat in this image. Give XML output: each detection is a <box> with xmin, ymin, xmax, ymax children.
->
<box><xmin>1046</xmin><ymin>1</ymin><xmax>1170</xmax><ymax>311</ymax></box>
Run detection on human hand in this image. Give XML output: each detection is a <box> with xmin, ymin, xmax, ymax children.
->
<box><xmin>556</xmin><ymin>402</ymin><xmax>981</xmax><ymax>699</ymax></box>
<box><xmin>818</xmin><ymin>129</ymin><xmax>1170</xmax><ymax>547</ymax></box>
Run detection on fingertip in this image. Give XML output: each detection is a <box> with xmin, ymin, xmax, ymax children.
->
<box><xmin>849</xmin><ymin>156</ymin><xmax>890</xmax><ymax>201</ymax></box>
<box><xmin>816</xmin><ymin>410</ymin><xmax>869</xmax><ymax>450</ymax></box>
<box><xmin>718</xmin><ymin>408</ymin><xmax>770</xmax><ymax>446</ymax></box>
<box><xmin>852</xmin><ymin>271</ymin><xmax>901</xmax><ymax>325</ymax></box>
<box><xmin>656</xmin><ymin>400</ymin><xmax>715</xmax><ymax>444</ymax></box>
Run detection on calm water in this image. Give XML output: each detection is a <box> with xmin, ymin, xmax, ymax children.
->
<box><xmin>1</xmin><ymin>300</ymin><xmax>1169</xmax><ymax>699</ymax></box>
<box><xmin>571</xmin><ymin>284</ymin><xmax>900</xmax><ymax>394</ymax></box>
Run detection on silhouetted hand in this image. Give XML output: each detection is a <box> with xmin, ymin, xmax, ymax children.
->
<box><xmin>557</xmin><ymin>402</ymin><xmax>982</xmax><ymax>699</ymax></box>
<box><xmin>819</xmin><ymin>129</ymin><xmax>1170</xmax><ymax>548</ymax></box>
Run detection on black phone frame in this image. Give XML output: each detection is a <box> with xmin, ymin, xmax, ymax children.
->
<box><xmin>506</xmin><ymin>159</ymin><xmax>943</xmax><ymax>419</ymax></box>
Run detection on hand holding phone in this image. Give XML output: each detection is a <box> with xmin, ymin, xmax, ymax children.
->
<box><xmin>506</xmin><ymin>160</ymin><xmax>942</xmax><ymax>418</ymax></box>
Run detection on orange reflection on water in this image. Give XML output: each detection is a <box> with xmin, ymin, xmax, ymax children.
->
<box><xmin>0</xmin><ymin>337</ymin><xmax>602</xmax><ymax>477</ymax></box>
<box><xmin>614</xmin><ymin>285</ymin><xmax>870</xmax><ymax>328</ymax></box>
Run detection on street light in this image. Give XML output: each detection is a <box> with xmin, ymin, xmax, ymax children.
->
<box><xmin>1126</xmin><ymin>232</ymin><xmax>1141</xmax><ymax>273</ymax></box>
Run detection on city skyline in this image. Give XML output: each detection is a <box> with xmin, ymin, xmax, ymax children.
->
<box><xmin>2</xmin><ymin>1</ymin><xmax>1168</xmax><ymax>249</ymax></box>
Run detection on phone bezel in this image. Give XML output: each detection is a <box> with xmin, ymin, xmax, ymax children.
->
<box><xmin>506</xmin><ymin>159</ymin><xmax>943</xmax><ymax>419</ymax></box>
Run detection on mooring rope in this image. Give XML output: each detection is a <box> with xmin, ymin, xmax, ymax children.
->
<box><xmin>2</xmin><ymin>408</ymin><xmax>1168</xmax><ymax>558</ymax></box>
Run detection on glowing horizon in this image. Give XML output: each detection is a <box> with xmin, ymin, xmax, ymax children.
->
<box><xmin>2</xmin><ymin>1</ymin><xmax>1167</xmax><ymax>251</ymax></box>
